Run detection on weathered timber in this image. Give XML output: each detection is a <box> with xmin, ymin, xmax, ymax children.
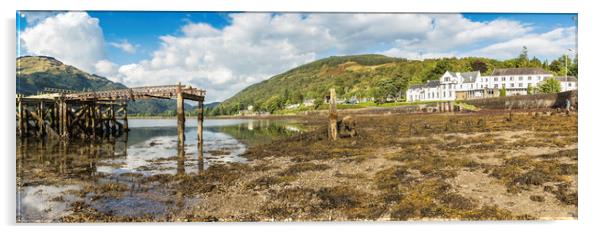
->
<box><xmin>328</xmin><ymin>88</ymin><xmax>338</xmax><ymax>141</ymax></box>
<box><xmin>176</xmin><ymin>83</ymin><xmax>186</xmax><ymax>146</ymax></box>
<box><xmin>16</xmin><ymin>84</ymin><xmax>205</xmax><ymax>145</ymax></box>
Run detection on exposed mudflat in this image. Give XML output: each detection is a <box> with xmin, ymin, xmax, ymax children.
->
<box><xmin>21</xmin><ymin>110</ymin><xmax>578</xmax><ymax>222</ymax></box>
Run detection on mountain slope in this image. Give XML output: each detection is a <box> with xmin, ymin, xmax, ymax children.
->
<box><xmin>17</xmin><ymin>56</ymin><xmax>127</xmax><ymax>95</ymax></box>
<box><xmin>212</xmin><ymin>54</ymin><xmax>505</xmax><ymax>115</ymax></box>
<box><xmin>16</xmin><ymin>56</ymin><xmax>193</xmax><ymax>116</ymax></box>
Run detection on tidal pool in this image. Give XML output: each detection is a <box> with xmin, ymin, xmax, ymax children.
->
<box><xmin>16</xmin><ymin>118</ymin><xmax>303</xmax><ymax>222</ymax></box>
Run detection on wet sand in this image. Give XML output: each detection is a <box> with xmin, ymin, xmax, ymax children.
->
<box><xmin>20</xmin><ymin>110</ymin><xmax>578</xmax><ymax>222</ymax></box>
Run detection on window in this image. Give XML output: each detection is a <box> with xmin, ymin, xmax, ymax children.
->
<box><xmin>449</xmin><ymin>91</ymin><xmax>452</xmax><ymax>97</ymax></box>
<box><xmin>494</xmin><ymin>84</ymin><xmax>498</xmax><ymax>88</ymax></box>
<box><xmin>471</xmin><ymin>84</ymin><xmax>473</xmax><ymax>89</ymax></box>
<box><xmin>519</xmin><ymin>76</ymin><xmax>523</xmax><ymax>81</ymax></box>
<box><xmin>494</xmin><ymin>77</ymin><xmax>498</xmax><ymax>82</ymax></box>
<box><xmin>519</xmin><ymin>83</ymin><xmax>523</xmax><ymax>87</ymax></box>
<box><xmin>528</xmin><ymin>76</ymin><xmax>532</xmax><ymax>81</ymax></box>
<box><xmin>510</xmin><ymin>77</ymin><xmax>513</xmax><ymax>81</ymax></box>
<box><xmin>569</xmin><ymin>83</ymin><xmax>572</xmax><ymax>87</ymax></box>
<box><xmin>502</xmin><ymin>77</ymin><xmax>506</xmax><ymax>81</ymax></box>
<box><xmin>510</xmin><ymin>83</ymin><xmax>514</xmax><ymax>88</ymax></box>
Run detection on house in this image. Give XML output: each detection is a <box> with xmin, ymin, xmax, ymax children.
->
<box><xmin>405</xmin><ymin>67</ymin><xmax>574</xmax><ymax>102</ymax></box>
<box><xmin>488</xmin><ymin>68</ymin><xmax>554</xmax><ymax>96</ymax></box>
<box><xmin>552</xmin><ymin>76</ymin><xmax>578</xmax><ymax>92</ymax></box>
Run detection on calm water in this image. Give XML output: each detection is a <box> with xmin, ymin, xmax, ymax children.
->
<box><xmin>16</xmin><ymin>118</ymin><xmax>304</xmax><ymax>222</ymax></box>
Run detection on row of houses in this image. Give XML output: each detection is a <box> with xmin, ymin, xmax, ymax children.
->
<box><xmin>406</xmin><ymin>68</ymin><xmax>578</xmax><ymax>102</ymax></box>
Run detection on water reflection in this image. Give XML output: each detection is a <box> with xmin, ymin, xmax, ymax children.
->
<box><xmin>16</xmin><ymin>118</ymin><xmax>303</xmax><ymax>222</ymax></box>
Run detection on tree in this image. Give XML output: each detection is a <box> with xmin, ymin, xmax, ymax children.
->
<box><xmin>529</xmin><ymin>57</ymin><xmax>542</xmax><ymax>67</ymax></box>
<box><xmin>373</xmin><ymin>78</ymin><xmax>398</xmax><ymax>104</ymax></box>
<box><xmin>517</xmin><ymin>46</ymin><xmax>529</xmax><ymax>67</ymax></box>
<box><xmin>569</xmin><ymin>55</ymin><xmax>578</xmax><ymax>77</ymax></box>
<box><xmin>500</xmin><ymin>86</ymin><xmax>507</xmax><ymax>97</ymax></box>
<box><xmin>427</xmin><ymin>60</ymin><xmax>452</xmax><ymax>81</ymax></box>
<box><xmin>471</xmin><ymin>60</ymin><xmax>489</xmax><ymax>74</ymax></box>
<box><xmin>262</xmin><ymin>95</ymin><xmax>285</xmax><ymax>113</ymax></box>
<box><xmin>542</xmin><ymin>60</ymin><xmax>549</xmax><ymax>70</ymax></box>
<box><xmin>527</xmin><ymin>83</ymin><xmax>534</xmax><ymax>95</ymax></box>
<box><xmin>538</xmin><ymin>78</ymin><xmax>561</xmax><ymax>93</ymax></box>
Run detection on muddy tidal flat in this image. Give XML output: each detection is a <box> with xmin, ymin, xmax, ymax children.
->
<box><xmin>17</xmin><ymin>111</ymin><xmax>577</xmax><ymax>222</ymax></box>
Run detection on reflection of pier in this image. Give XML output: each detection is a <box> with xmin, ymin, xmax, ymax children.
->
<box><xmin>16</xmin><ymin>83</ymin><xmax>205</xmax><ymax>147</ymax></box>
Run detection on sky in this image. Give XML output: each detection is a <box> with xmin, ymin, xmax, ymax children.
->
<box><xmin>16</xmin><ymin>11</ymin><xmax>577</xmax><ymax>102</ymax></box>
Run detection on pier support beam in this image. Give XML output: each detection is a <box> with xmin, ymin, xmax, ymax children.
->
<box><xmin>122</xmin><ymin>103</ymin><xmax>129</xmax><ymax>132</ymax></box>
<box><xmin>17</xmin><ymin>96</ymin><xmax>25</xmax><ymax>137</ymax></box>
<box><xmin>176</xmin><ymin>83</ymin><xmax>186</xmax><ymax>147</ymax></box>
<box><xmin>197</xmin><ymin>98</ymin><xmax>204</xmax><ymax>150</ymax></box>
<box><xmin>328</xmin><ymin>88</ymin><xmax>338</xmax><ymax>141</ymax></box>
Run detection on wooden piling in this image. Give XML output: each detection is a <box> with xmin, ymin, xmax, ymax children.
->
<box><xmin>176</xmin><ymin>83</ymin><xmax>186</xmax><ymax>146</ymax></box>
<box><xmin>17</xmin><ymin>84</ymin><xmax>205</xmax><ymax>141</ymax></box>
<box><xmin>328</xmin><ymin>88</ymin><xmax>338</xmax><ymax>141</ymax></box>
<box><xmin>17</xmin><ymin>97</ymin><xmax>24</xmax><ymax>137</ymax></box>
<box><xmin>123</xmin><ymin>103</ymin><xmax>129</xmax><ymax>132</ymax></box>
<box><xmin>197</xmin><ymin>98</ymin><xmax>204</xmax><ymax>149</ymax></box>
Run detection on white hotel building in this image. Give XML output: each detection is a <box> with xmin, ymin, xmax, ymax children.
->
<box><xmin>406</xmin><ymin>68</ymin><xmax>577</xmax><ymax>102</ymax></box>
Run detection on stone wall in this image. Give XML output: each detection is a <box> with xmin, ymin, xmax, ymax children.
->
<box><xmin>464</xmin><ymin>90</ymin><xmax>577</xmax><ymax>110</ymax></box>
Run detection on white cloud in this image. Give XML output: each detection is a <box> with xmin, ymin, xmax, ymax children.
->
<box><xmin>20</xmin><ymin>12</ymin><xmax>576</xmax><ymax>103</ymax></box>
<box><xmin>112</xmin><ymin>13</ymin><xmax>551</xmax><ymax>102</ymax></box>
<box><xmin>20</xmin><ymin>12</ymin><xmax>106</xmax><ymax>74</ymax></box>
<box><xmin>109</xmin><ymin>40</ymin><xmax>137</xmax><ymax>54</ymax></box>
<box><xmin>19</xmin><ymin>11</ymin><xmax>62</xmax><ymax>25</ymax></box>
<box><xmin>94</xmin><ymin>59</ymin><xmax>119</xmax><ymax>79</ymax></box>
<box><xmin>467</xmin><ymin>27</ymin><xmax>576</xmax><ymax>60</ymax></box>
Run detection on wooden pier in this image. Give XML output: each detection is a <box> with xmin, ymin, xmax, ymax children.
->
<box><xmin>16</xmin><ymin>84</ymin><xmax>206</xmax><ymax>146</ymax></box>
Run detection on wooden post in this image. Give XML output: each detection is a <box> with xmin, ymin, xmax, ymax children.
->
<box><xmin>123</xmin><ymin>102</ymin><xmax>129</xmax><ymax>132</ymax></box>
<box><xmin>110</xmin><ymin>102</ymin><xmax>117</xmax><ymax>136</ymax></box>
<box><xmin>91</xmin><ymin>103</ymin><xmax>96</xmax><ymax>139</ymax></box>
<box><xmin>197</xmin><ymin>98</ymin><xmax>204</xmax><ymax>150</ymax></box>
<box><xmin>328</xmin><ymin>88</ymin><xmax>338</xmax><ymax>141</ymax></box>
<box><xmin>17</xmin><ymin>97</ymin><xmax>24</xmax><ymax>137</ymax></box>
<box><xmin>176</xmin><ymin>83</ymin><xmax>186</xmax><ymax>146</ymax></box>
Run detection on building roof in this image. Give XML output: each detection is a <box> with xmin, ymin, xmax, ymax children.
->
<box><xmin>491</xmin><ymin>67</ymin><xmax>553</xmax><ymax>76</ymax></box>
<box><xmin>409</xmin><ymin>80</ymin><xmax>440</xmax><ymax>89</ymax></box>
<box><xmin>458</xmin><ymin>71</ymin><xmax>480</xmax><ymax>83</ymax></box>
<box><xmin>425</xmin><ymin>80</ymin><xmax>440</xmax><ymax>87</ymax></box>
<box><xmin>554</xmin><ymin>76</ymin><xmax>578</xmax><ymax>82</ymax></box>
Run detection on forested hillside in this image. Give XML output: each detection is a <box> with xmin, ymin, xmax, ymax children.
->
<box><xmin>211</xmin><ymin>49</ymin><xmax>577</xmax><ymax>115</ymax></box>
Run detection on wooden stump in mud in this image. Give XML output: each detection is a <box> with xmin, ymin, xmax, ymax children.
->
<box><xmin>328</xmin><ymin>88</ymin><xmax>338</xmax><ymax>141</ymax></box>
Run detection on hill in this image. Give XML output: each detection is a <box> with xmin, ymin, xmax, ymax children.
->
<box><xmin>16</xmin><ymin>56</ymin><xmax>193</xmax><ymax>116</ymax></box>
<box><xmin>211</xmin><ymin>55</ymin><xmax>490</xmax><ymax>115</ymax></box>
<box><xmin>211</xmin><ymin>53</ymin><xmax>576</xmax><ymax>116</ymax></box>
<box><xmin>17</xmin><ymin>56</ymin><xmax>126</xmax><ymax>94</ymax></box>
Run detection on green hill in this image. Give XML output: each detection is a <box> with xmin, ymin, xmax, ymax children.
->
<box><xmin>211</xmin><ymin>53</ymin><xmax>577</xmax><ymax>116</ymax></box>
<box><xmin>16</xmin><ymin>56</ymin><xmax>193</xmax><ymax>116</ymax></box>
<box><xmin>17</xmin><ymin>56</ymin><xmax>127</xmax><ymax>95</ymax></box>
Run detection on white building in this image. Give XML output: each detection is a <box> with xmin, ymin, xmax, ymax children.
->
<box><xmin>406</xmin><ymin>68</ymin><xmax>577</xmax><ymax>102</ymax></box>
<box><xmin>554</xmin><ymin>76</ymin><xmax>578</xmax><ymax>92</ymax></box>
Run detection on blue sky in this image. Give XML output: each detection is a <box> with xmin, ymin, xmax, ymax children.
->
<box><xmin>17</xmin><ymin>12</ymin><xmax>577</xmax><ymax>102</ymax></box>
